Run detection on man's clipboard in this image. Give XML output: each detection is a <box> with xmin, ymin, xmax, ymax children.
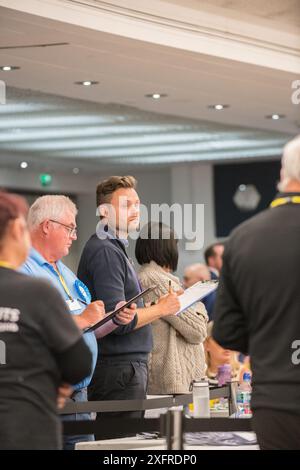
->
<box><xmin>83</xmin><ymin>285</ymin><xmax>156</xmax><ymax>333</ymax></box>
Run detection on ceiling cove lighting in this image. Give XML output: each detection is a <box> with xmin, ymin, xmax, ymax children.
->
<box><xmin>74</xmin><ymin>80</ymin><xmax>99</xmax><ymax>86</ymax></box>
<box><xmin>265</xmin><ymin>114</ymin><xmax>286</xmax><ymax>120</ymax></box>
<box><xmin>145</xmin><ymin>93</ymin><xmax>168</xmax><ymax>99</ymax></box>
<box><xmin>0</xmin><ymin>66</ymin><xmax>20</xmax><ymax>71</ymax></box>
<box><xmin>208</xmin><ymin>104</ymin><xmax>230</xmax><ymax>110</ymax></box>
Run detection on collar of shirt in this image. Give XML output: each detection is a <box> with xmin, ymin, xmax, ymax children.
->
<box><xmin>29</xmin><ymin>247</ymin><xmax>65</xmax><ymax>272</ymax></box>
<box><xmin>22</xmin><ymin>248</ymin><xmax>87</xmax><ymax>309</ymax></box>
<box><xmin>97</xmin><ymin>227</ymin><xmax>142</xmax><ymax>293</ymax></box>
<box><xmin>98</xmin><ymin>226</ymin><xmax>129</xmax><ymax>248</ymax></box>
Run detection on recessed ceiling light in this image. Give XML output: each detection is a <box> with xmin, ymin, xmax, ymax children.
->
<box><xmin>208</xmin><ymin>104</ymin><xmax>230</xmax><ymax>110</ymax></box>
<box><xmin>74</xmin><ymin>80</ymin><xmax>99</xmax><ymax>86</ymax></box>
<box><xmin>72</xmin><ymin>167</ymin><xmax>80</xmax><ymax>174</ymax></box>
<box><xmin>20</xmin><ymin>161</ymin><xmax>28</xmax><ymax>169</ymax></box>
<box><xmin>145</xmin><ymin>93</ymin><xmax>168</xmax><ymax>99</ymax></box>
<box><xmin>0</xmin><ymin>65</ymin><xmax>20</xmax><ymax>71</ymax></box>
<box><xmin>265</xmin><ymin>114</ymin><xmax>285</xmax><ymax>120</ymax></box>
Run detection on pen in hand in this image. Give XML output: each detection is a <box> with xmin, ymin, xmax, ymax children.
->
<box><xmin>169</xmin><ymin>280</ymin><xmax>172</xmax><ymax>294</ymax></box>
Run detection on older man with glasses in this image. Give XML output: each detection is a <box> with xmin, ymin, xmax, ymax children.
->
<box><xmin>21</xmin><ymin>195</ymin><xmax>136</xmax><ymax>450</ymax></box>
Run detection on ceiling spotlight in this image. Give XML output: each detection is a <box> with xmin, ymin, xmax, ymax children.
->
<box><xmin>208</xmin><ymin>104</ymin><xmax>230</xmax><ymax>110</ymax></box>
<box><xmin>72</xmin><ymin>167</ymin><xmax>80</xmax><ymax>174</ymax></box>
<box><xmin>0</xmin><ymin>65</ymin><xmax>20</xmax><ymax>71</ymax></box>
<box><xmin>145</xmin><ymin>93</ymin><xmax>168</xmax><ymax>99</ymax></box>
<box><xmin>75</xmin><ymin>80</ymin><xmax>99</xmax><ymax>86</ymax></box>
<box><xmin>20</xmin><ymin>162</ymin><xmax>28</xmax><ymax>169</ymax></box>
<box><xmin>266</xmin><ymin>114</ymin><xmax>286</xmax><ymax>120</ymax></box>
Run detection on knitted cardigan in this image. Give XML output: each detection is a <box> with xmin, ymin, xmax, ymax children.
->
<box><xmin>138</xmin><ymin>261</ymin><xmax>208</xmax><ymax>394</ymax></box>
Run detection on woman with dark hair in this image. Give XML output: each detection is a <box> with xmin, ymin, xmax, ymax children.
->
<box><xmin>136</xmin><ymin>222</ymin><xmax>208</xmax><ymax>395</ymax></box>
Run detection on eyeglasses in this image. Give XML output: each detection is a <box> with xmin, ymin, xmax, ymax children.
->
<box><xmin>49</xmin><ymin>219</ymin><xmax>77</xmax><ymax>237</ymax></box>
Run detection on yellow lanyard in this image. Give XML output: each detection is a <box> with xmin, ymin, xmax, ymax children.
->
<box><xmin>270</xmin><ymin>196</ymin><xmax>300</xmax><ymax>208</ymax></box>
<box><xmin>0</xmin><ymin>261</ymin><xmax>15</xmax><ymax>270</ymax></box>
<box><xmin>53</xmin><ymin>265</ymin><xmax>73</xmax><ymax>301</ymax></box>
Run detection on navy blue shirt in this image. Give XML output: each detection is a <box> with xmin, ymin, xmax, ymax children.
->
<box><xmin>78</xmin><ymin>233</ymin><xmax>153</xmax><ymax>361</ymax></box>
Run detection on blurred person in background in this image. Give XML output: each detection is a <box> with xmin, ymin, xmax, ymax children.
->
<box><xmin>183</xmin><ymin>263</ymin><xmax>211</xmax><ymax>288</ymax></box>
<box><xmin>204</xmin><ymin>243</ymin><xmax>224</xmax><ymax>280</ymax></box>
<box><xmin>204</xmin><ymin>322</ymin><xmax>241</xmax><ymax>385</ymax></box>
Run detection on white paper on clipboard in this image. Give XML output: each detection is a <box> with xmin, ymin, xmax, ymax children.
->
<box><xmin>176</xmin><ymin>280</ymin><xmax>218</xmax><ymax>315</ymax></box>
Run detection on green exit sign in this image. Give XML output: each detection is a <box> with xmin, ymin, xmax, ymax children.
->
<box><xmin>39</xmin><ymin>174</ymin><xmax>52</xmax><ymax>187</ymax></box>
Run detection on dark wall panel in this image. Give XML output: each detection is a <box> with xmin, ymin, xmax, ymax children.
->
<box><xmin>214</xmin><ymin>160</ymin><xmax>281</xmax><ymax>237</ymax></box>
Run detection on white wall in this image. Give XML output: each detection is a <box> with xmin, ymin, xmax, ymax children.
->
<box><xmin>76</xmin><ymin>168</ymin><xmax>172</xmax><ymax>275</ymax></box>
<box><xmin>171</xmin><ymin>163</ymin><xmax>217</xmax><ymax>276</ymax></box>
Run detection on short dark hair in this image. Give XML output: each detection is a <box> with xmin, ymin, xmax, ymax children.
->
<box><xmin>0</xmin><ymin>191</ymin><xmax>28</xmax><ymax>244</ymax></box>
<box><xmin>96</xmin><ymin>176</ymin><xmax>137</xmax><ymax>209</ymax></box>
<box><xmin>204</xmin><ymin>243</ymin><xmax>224</xmax><ymax>265</ymax></box>
<box><xmin>135</xmin><ymin>222</ymin><xmax>178</xmax><ymax>272</ymax></box>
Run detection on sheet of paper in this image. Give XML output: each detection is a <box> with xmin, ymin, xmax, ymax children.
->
<box><xmin>176</xmin><ymin>280</ymin><xmax>218</xmax><ymax>315</ymax></box>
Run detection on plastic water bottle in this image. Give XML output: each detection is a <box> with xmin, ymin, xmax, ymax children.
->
<box><xmin>236</xmin><ymin>372</ymin><xmax>252</xmax><ymax>417</ymax></box>
<box><xmin>192</xmin><ymin>379</ymin><xmax>210</xmax><ymax>418</ymax></box>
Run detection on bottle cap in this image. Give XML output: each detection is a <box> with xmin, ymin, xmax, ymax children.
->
<box><xmin>243</xmin><ymin>372</ymin><xmax>251</xmax><ymax>381</ymax></box>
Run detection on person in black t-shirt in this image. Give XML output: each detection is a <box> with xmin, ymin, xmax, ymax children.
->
<box><xmin>0</xmin><ymin>192</ymin><xmax>92</xmax><ymax>450</ymax></box>
<box><xmin>213</xmin><ymin>135</ymin><xmax>300</xmax><ymax>450</ymax></box>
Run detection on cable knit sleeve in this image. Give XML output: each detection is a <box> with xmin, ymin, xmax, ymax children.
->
<box><xmin>138</xmin><ymin>266</ymin><xmax>208</xmax><ymax>344</ymax></box>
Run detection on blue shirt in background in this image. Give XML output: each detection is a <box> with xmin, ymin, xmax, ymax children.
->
<box><xmin>20</xmin><ymin>248</ymin><xmax>97</xmax><ymax>391</ymax></box>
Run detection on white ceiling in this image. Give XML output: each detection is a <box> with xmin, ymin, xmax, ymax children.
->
<box><xmin>165</xmin><ymin>0</ymin><xmax>300</xmax><ymax>33</ymax></box>
<box><xmin>0</xmin><ymin>86</ymin><xmax>290</xmax><ymax>174</ymax></box>
<box><xmin>0</xmin><ymin>5</ymin><xmax>298</xmax><ymax>173</ymax></box>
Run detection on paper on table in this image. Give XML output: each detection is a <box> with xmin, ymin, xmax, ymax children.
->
<box><xmin>176</xmin><ymin>280</ymin><xmax>218</xmax><ymax>315</ymax></box>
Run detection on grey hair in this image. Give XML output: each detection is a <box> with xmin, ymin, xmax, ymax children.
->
<box><xmin>278</xmin><ymin>135</ymin><xmax>300</xmax><ymax>191</ymax></box>
<box><xmin>28</xmin><ymin>195</ymin><xmax>77</xmax><ymax>230</ymax></box>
